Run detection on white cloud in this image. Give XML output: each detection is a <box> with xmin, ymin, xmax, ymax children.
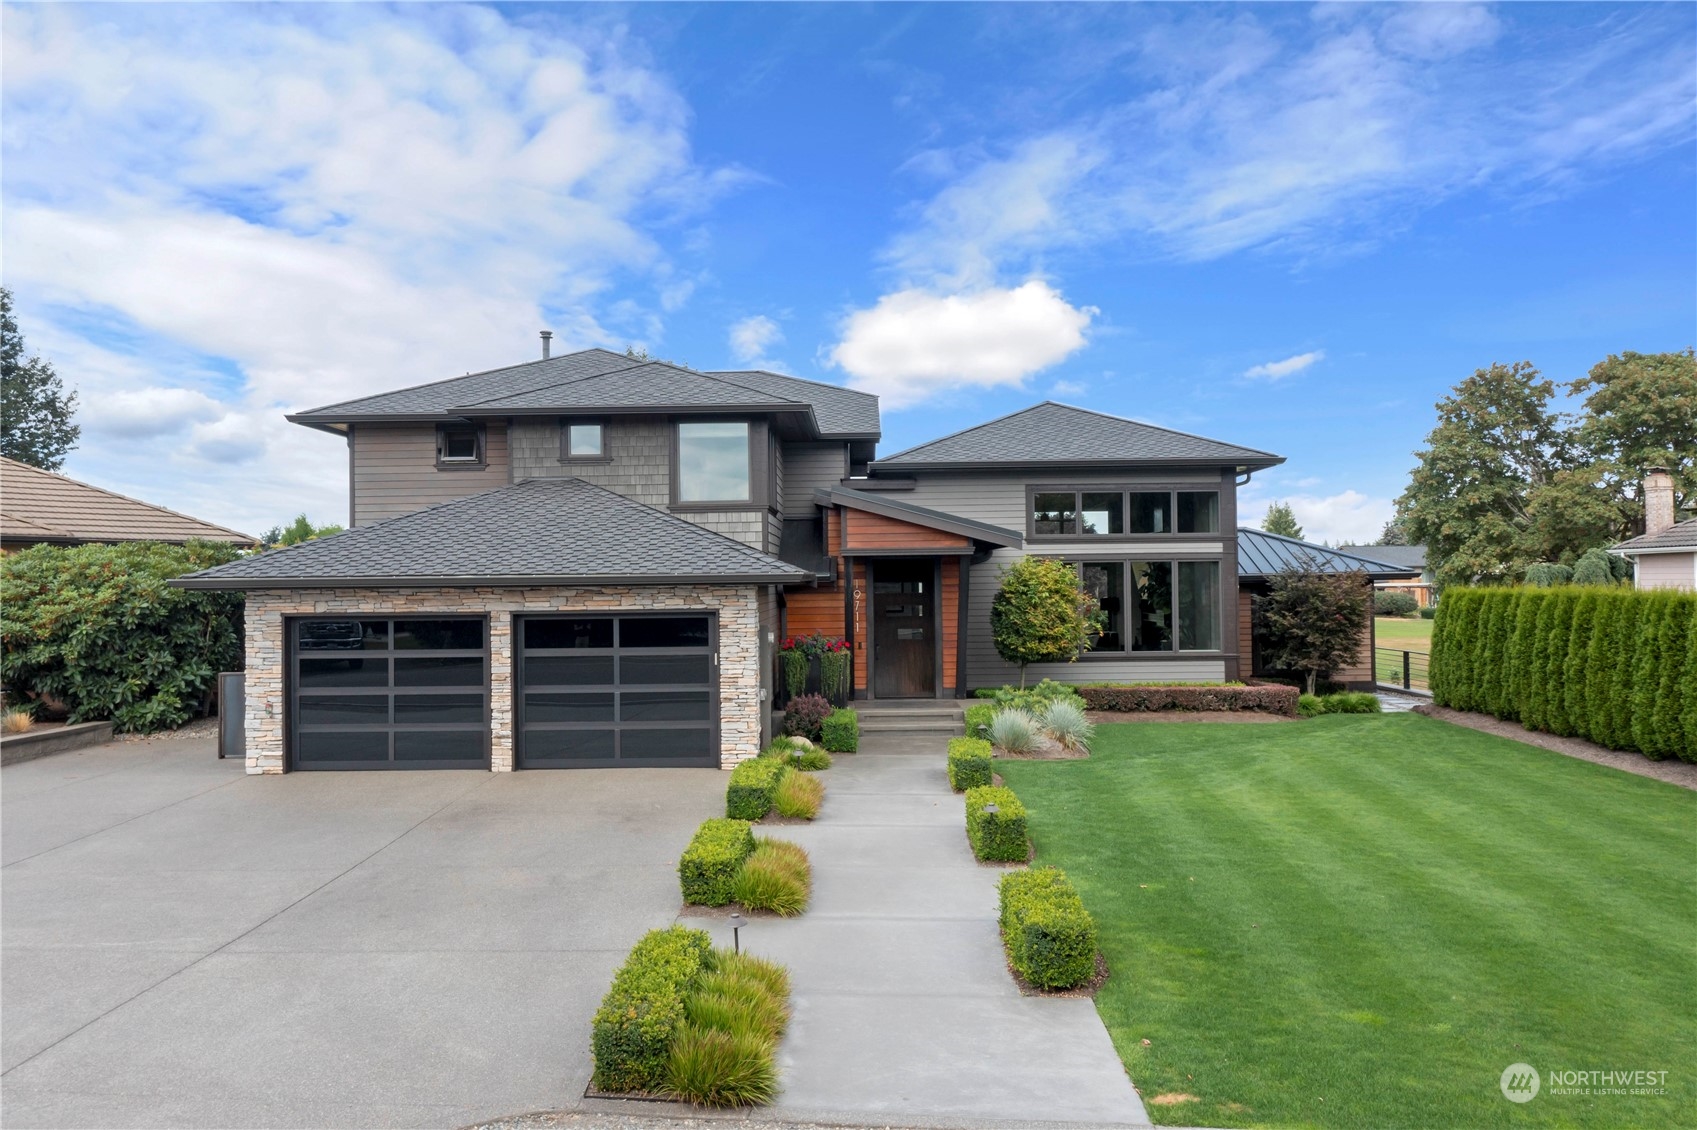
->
<box><xmin>1242</xmin><ymin>485</ymin><xmax>1394</xmax><ymax>546</ymax></box>
<box><xmin>728</xmin><ymin>315</ymin><xmax>783</xmax><ymax>367</ymax></box>
<box><xmin>1051</xmin><ymin>379</ymin><xmax>1087</xmax><ymax>397</ymax></box>
<box><xmin>1244</xmin><ymin>350</ymin><xmax>1325</xmax><ymax>380</ymax></box>
<box><xmin>827</xmin><ymin>281</ymin><xmax>1094</xmax><ymax>408</ymax></box>
<box><xmin>1</xmin><ymin>5</ymin><xmax>727</xmax><ymax>532</ymax></box>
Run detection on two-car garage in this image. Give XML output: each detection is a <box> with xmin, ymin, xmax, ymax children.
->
<box><xmin>288</xmin><ymin>613</ymin><xmax>719</xmax><ymax>770</ymax></box>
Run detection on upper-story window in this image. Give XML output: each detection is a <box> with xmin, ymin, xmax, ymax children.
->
<box><xmin>561</xmin><ymin>419</ymin><xmax>607</xmax><ymax>461</ymax></box>
<box><xmin>1031</xmin><ymin>487</ymin><xmax>1219</xmax><ymax>537</ymax></box>
<box><xmin>436</xmin><ymin>424</ymin><xmax>485</xmax><ymax>468</ymax></box>
<box><xmin>676</xmin><ymin>421</ymin><xmax>751</xmax><ymax>503</ymax></box>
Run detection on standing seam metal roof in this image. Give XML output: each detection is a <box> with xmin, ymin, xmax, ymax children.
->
<box><xmin>1237</xmin><ymin>528</ymin><xmax>1415</xmax><ymax>577</ymax></box>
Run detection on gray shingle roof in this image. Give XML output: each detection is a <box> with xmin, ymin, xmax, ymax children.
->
<box><xmin>1237</xmin><ymin>528</ymin><xmax>1415</xmax><ymax>578</ymax></box>
<box><xmin>1614</xmin><ymin>517</ymin><xmax>1697</xmax><ymax>553</ymax></box>
<box><xmin>170</xmin><ymin>478</ymin><xmax>810</xmax><ymax>589</ymax></box>
<box><xmin>1337</xmin><ymin>544</ymin><xmax>1427</xmax><ymax>570</ymax></box>
<box><xmin>289</xmin><ymin>349</ymin><xmax>881</xmax><ymax>439</ymax></box>
<box><xmin>872</xmin><ymin>402</ymin><xmax>1282</xmax><ymax>469</ymax></box>
<box><xmin>463</xmin><ymin>363</ymin><xmax>810</xmax><ymax>414</ymax></box>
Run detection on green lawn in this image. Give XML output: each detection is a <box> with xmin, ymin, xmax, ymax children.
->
<box><xmin>996</xmin><ymin>716</ymin><xmax>1696</xmax><ymax>1129</ymax></box>
<box><xmin>1374</xmin><ymin>616</ymin><xmax>1433</xmax><ymax>652</ymax></box>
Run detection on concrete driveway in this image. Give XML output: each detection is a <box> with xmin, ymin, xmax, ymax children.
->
<box><xmin>1</xmin><ymin>735</ymin><xmax>724</xmax><ymax>1129</ymax></box>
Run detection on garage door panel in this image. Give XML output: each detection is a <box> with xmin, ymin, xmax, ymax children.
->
<box><xmin>516</xmin><ymin>614</ymin><xmax>718</xmax><ymax>769</ymax></box>
<box><xmin>289</xmin><ymin>617</ymin><xmax>489</xmax><ymax>771</ymax></box>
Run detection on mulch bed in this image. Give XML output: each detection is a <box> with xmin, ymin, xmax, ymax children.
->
<box><xmin>1414</xmin><ymin>704</ymin><xmax>1697</xmax><ymax>791</ymax></box>
<box><xmin>755</xmin><ymin>813</ymin><xmax>813</xmax><ymax>825</ymax></box>
<box><xmin>992</xmin><ymin>734</ymin><xmax>1089</xmax><ymax>759</ymax></box>
<box><xmin>1006</xmin><ymin>950</ymin><xmax>1110</xmax><ymax>998</ymax></box>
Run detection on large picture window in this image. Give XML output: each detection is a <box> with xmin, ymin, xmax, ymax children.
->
<box><xmin>1031</xmin><ymin>488</ymin><xmax>1218</xmax><ymax>538</ymax></box>
<box><xmin>676</xmin><ymin>421</ymin><xmax>751</xmax><ymax>503</ymax></box>
<box><xmin>1075</xmin><ymin>559</ymin><xmax>1221</xmax><ymax>653</ymax></box>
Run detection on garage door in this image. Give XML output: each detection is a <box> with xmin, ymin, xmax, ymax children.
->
<box><xmin>290</xmin><ymin>617</ymin><xmax>489</xmax><ymax>770</ymax></box>
<box><xmin>516</xmin><ymin>613</ymin><xmax>718</xmax><ymax>768</ymax></box>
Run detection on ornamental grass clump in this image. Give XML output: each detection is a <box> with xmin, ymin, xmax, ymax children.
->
<box><xmin>664</xmin><ymin>950</ymin><xmax>792</xmax><ymax>1107</ymax></box>
<box><xmin>789</xmin><ymin>748</ymin><xmax>833</xmax><ymax>771</ymax></box>
<box><xmin>2</xmin><ymin>708</ymin><xmax>35</xmax><ymax>734</ymax></box>
<box><xmin>729</xmin><ymin>838</ymin><xmax>811</xmax><ymax>916</ymax></box>
<box><xmin>1039</xmin><ymin>699</ymin><xmax>1094</xmax><ymax>752</ymax></box>
<box><xmin>988</xmin><ymin>708</ymin><xmax>1041</xmax><ymax>755</ymax></box>
<box><xmin>772</xmin><ymin>770</ymin><xmax>824</xmax><ymax>820</ymax></box>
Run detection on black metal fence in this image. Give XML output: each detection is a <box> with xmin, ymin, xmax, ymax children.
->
<box><xmin>1374</xmin><ymin>647</ymin><xmax>1430</xmax><ymax>691</ymax></box>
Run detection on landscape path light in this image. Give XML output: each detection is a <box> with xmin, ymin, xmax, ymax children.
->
<box><xmin>728</xmin><ymin>911</ymin><xmax>747</xmax><ymax>955</ymax></box>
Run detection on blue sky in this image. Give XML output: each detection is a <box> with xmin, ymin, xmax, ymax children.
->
<box><xmin>3</xmin><ymin>3</ymin><xmax>1693</xmax><ymax>541</ymax></box>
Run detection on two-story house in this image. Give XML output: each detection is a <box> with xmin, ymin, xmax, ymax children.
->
<box><xmin>177</xmin><ymin>346</ymin><xmax>1288</xmax><ymax>774</ymax></box>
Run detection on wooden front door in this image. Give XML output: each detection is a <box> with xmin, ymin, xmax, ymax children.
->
<box><xmin>872</xmin><ymin>560</ymin><xmax>935</xmax><ymax>698</ymax></box>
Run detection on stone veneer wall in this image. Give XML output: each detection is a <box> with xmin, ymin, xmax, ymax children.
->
<box><xmin>243</xmin><ymin>584</ymin><xmax>762</xmax><ymax>775</ymax></box>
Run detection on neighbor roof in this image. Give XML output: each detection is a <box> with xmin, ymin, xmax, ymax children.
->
<box><xmin>289</xmin><ymin>349</ymin><xmax>880</xmax><ymax>439</ymax></box>
<box><xmin>169</xmin><ymin>478</ymin><xmax>810</xmax><ymax>589</ymax></box>
<box><xmin>1337</xmin><ymin>544</ymin><xmax>1427</xmax><ymax>570</ymax></box>
<box><xmin>1237</xmin><ymin>528</ymin><xmax>1415</xmax><ymax>578</ymax></box>
<box><xmin>871</xmin><ymin>402</ymin><xmax>1282</xmax><ymax>470</ymax></box>
<box><xmin>1</xmin><ymin>457</ymin><xmax>257</xmax><ymax>547</ymax></box>
<box><xmin>1613</xmin><ymin>518</ymin><xmax>1697</xmax><ymax>554</ymax></box>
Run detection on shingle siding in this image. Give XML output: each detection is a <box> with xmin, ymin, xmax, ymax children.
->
<box><xmin>509</xmin><ymin>419</ymin><xmax>671</xmax><ymax>506</ymax></box>
<box><xmin>352</xmin><ymin>423</ymin><xmax>510</xmax><ymax>525</ymax></box>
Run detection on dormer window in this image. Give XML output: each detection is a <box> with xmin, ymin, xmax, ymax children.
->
<box><xmin>560</xmin><ymin>419</ymin><xmax>608</xmax><ymax>462</ymax></box>
<box><xmin>436</xmin><ymin>424</ymin><xmax>484</xmax><ymax>468</ymax></box>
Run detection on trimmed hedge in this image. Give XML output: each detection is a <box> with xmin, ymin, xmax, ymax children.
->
<box><xmin>946</xmin><ymin>736</ymin><xmax>993</xmax><ymax>791</ymax></box>
<box><xmin>965</xmin><ymin>785</ymin><xmax>1028</xmax><ymax>862</ymax></box>
<box><xmin>1298</xmin><ymin>691</ymin><xmax>1381</xmax><ymax>717</ymax></box>
<box><xmin>591</xmin><ymin>925</ymin><xmax>713</xmax><ymax>1093</ymax></box>
<box><xmin>820</xmin><ymin>708</ymin><xmax>859</xmax><ymax>753</ymax></box>
<box><xmin>1432</xmin><ymin>586</ymin><xmax>1696</xmax><ymax>761</ymax></box>
<box><xmin>679</xmin><ymin>819</ymin><xmax>757</xmax><ymax>906</ymax></box>
<box><xmin>998</xmin><ymin>867</ymin><xmax>1098</xmax><ymax>990</ymax></box>
<box><xmin>1079</xmin><ymin>683</ymin><xmax>1299</xmax><ymax>716</ymax></box>
<box><xmin>726</xmin><ymin>757</ymin><xmax>790</xmax><ymax>820</ymax></box>
<box><xmin>963</xmin><ymin>702</ymin><xmax>995</xmax><ymax>738</ymax></box>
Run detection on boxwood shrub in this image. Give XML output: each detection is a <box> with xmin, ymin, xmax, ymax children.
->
<box><xmin>820</xmin><ymin>708</ymin><xmax>859</xmax><ymax>752</ymax></box>
<box><xmin>963</xmin><ymin>702</ymin><xmax>995</xmax><ymax>738</ymax></box>
<box><xmin>964</xmin><ymin>784</ymin><xmax>1027</xmax><ymax>862</ymax></box>
<box><xmin>591</xmin><ymin>924</ymin><xmax>713</xmax><ymax>1094</ymax></box>
<box><xmin>726</xmin><ymin>756</ymin><xmax>790</xmax><ymax>820</ymax></box>
<box><xmin>678</xmin><ymin>818</ymin><xmax>756</xmax><ymax>906</ymax></box>
<box><xmin>946</xmin><ymin>736</ymin><xmax>993</xmax><ymax>791</ymax></box>
<box><xmin>998</xmin><ymin>867</ymin><xmax>1098</xmax><ymax>990</ymax></box>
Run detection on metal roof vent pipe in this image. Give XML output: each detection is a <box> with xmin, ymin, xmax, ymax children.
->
<box><xmin>540</xmin><ymin>330</ymin><xmax>553</xmax><ymax>360</ymax></box>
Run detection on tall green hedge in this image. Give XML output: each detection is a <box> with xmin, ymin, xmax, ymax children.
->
<box><xmin>1</xmin><ymin>540</ymin><xmax>245</xmax><ymax>732</ymax></box>
<box><xmin>1432</xmin><ymin>586</ymin><xmax>1696</xmax><ymax>761</ymax></box>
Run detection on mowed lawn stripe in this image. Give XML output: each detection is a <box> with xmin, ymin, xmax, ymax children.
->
<box><xmin>997</xmin><ymin>715</ymin><xmax>1696</xmax><ymax>1129</ymax></box>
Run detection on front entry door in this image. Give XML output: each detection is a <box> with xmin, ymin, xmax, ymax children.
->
<box><xmin>872</xmin><ymin>560</ymin><xmax>936</xmax><ymax>698</ymax></box>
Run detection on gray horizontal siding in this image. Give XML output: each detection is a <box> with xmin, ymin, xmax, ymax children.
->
<box><xmin>510</xmin><ymin>419</ymin><xmax>670</xmax><ymax>507</ymax></box>
<box><xmin>352</xmin><ymin>423</ymin><xmax>510</xmax><ymax>526</ymax></box>
<box><xmin>898</xmin><ymin>469</ymin><xmax>1218</xmax><ymax>529</ymax></box>
<box><xmin>781</xmin><ymin>442</ymin><xmax>847</xmax><ymax>518</ymax></box>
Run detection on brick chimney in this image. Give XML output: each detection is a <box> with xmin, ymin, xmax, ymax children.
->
<box><xmin>1644</xmin><ymin>466</ymin><xmax>1676</xmax><ymax>535</ymax></box>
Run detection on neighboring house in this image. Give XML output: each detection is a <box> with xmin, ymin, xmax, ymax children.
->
<box><xmin>0</xmin><ymin>456</ymin><xmax>257</xmax><ymax>551</ymax></box>
<box><xmin>1612</xmin><ymin>467</ymin><xmax>1693</xmax><ymax>590</ymax></box>
<box><xmin>1237</xmin><ymin>530</ymin><xmax>1411</xmax><ymax>689</ymax></box>
<box><xmin>1336</xmin><ymin>542</ymin><xmax>1432</xmax><ymax>606</ymax></box>
<box><xmin>174</xmin><ymin>346</ymin><xmax>1289</xmax><ymax>775</ymax></box>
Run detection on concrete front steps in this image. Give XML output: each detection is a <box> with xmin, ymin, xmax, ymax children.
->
<box><xmin>854</xmin><ymin>699</ymin><xmax>965</xmax><ymax>734</ymax></box>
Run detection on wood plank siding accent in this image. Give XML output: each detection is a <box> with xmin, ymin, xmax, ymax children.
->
<box><xmin>351</xmin><ymin>423</ymin><xmax>510</xmax><ymax>526</ymax></box>
<box><xmin>852</xmin><ymin>559</ymin><xmax>869</xmax><ymax>691</ymax></box>
<box><xmin>843</xmin><ymin>508</ymin><xmax>972</xmax><ymax>552</ymax></box>
<box><xmin>784</xmin><ymin>585</ymin><xmax>846</xmax><ymax>638</ymax></box>
<box><xmin>941</xmin><ymin>556</ymin><xmax>960</xmax><ymax>692</ymax></box>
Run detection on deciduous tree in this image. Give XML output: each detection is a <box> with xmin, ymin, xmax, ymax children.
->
<box><xmin>990</xmin><ymin>557</ymin><xmax>1101</xmax><ymax>687</ymax></box>
<box><xmin>0</xmin><ymin>288</ymin><xmax>79</xmax><ymax>470</ymax></box>
<box><xmin>1256</xmin><ymin>562</ymin><xmax>1370</xmax><ymax>695</ymax></box>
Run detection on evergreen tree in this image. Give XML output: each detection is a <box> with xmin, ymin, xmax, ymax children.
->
<box><xmin>0</xmin><ymin>288</ymin><xmax>80</xmax><ymax>470</ymax></box>
<box><xmin>1262</xmin><ymin>501</ymin><xmax>1303</xmax><ymax>540</ymax></box>
<box><xmin>1508</xmin><ymin>591</ymin><xmax>1547</xmax><ymax>723</ymax></box>
<box><xmin>1584</xmin><ymin>595</ymin><xmax>1623</xmax><ymax>748</ymax></box>
<box><xmin>1683</xmin><ymin>617</ymin><xmax>1697</xmax><ymax>760</ymax></box>
<box><xmin>1524</xmin><ymin>591</ymin><xmax>1559</xmax><ymax>731</ymax></box>
<box><xmin>1548</xmin><ymin>591</ymin><xmax>1585</xmax><ymax>738</ymax></box>
<box><xmin>1651</xmin><ymin>596</ymin><xmax>1694</xmax><ymax>762</ymax></box>
<box><xmin>1630</xmin><ymin>595</ymin><xmax>1670</xmax><ymax>758</ymax></box>
<box><xmin>1609</xmin><ymin>597</ymin><xmax>1647</xmax><ymax>752</ymax></box>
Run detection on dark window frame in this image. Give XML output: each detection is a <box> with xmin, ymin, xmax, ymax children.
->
<box><xmin>1027</xmin><ymin>484</ymin><xmax>1223</xmax><ymax>541</ymax></box>
<box><xmin>514</xmin><ymin>611</ymin><xmax>721</xmax><ymax>769</ymax></box>
<box><xmin>435</xmin><ymin>423</ymin><xmax>486</xmax><ymax>470</ymax></box>
<box><xmin>287</xmin><ymin>614</ymin><xmax>491</xmax><ymax>771</ymax></box>
<box><xmin>1065</xmin><ymin>555</ymin><xmax>1228</xmax><ymax>657</ymax></box>
<box><xmin>669</xmin><ymin>418</ymin><xmax>767</xmax><ymax>511</ymax></box>
<box><xmin>558</xmin><ymin>417</ymin><xmax>612</xmax><ymax>463</ymax></box>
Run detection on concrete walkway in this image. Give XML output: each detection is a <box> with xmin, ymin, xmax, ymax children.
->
<box><xmin>685</xmin><ymin>732</ymin><xmax>1150</xmax><ymax>1128</ymax></box>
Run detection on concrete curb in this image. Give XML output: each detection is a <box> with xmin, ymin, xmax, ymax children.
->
<box><xmin>0</xmin><ymin>720</ymin><xmax>115</xmax><ymax>765</ymax></box>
